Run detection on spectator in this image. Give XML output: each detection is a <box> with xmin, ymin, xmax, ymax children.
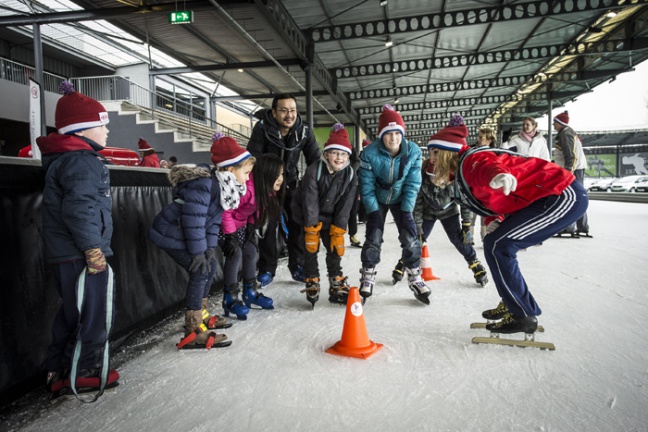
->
<box><xmin>552</xmin><ymin>111</ymin><xmax>590</xmax><ymax>237</ymax></box>
<box><xmin>36</xmin><ymin>81</ymin><xmax>119</xmax><ymax>402</ymax></box>
<box><xmin>138</xmin><ymin>137</ymin><xmax>160</xmax><ymax>168</ymax></box>
<box><xmin>358</xmin><ymin>104</ymin><xmax>431</xmax><ymax>305</ymax></box>
<box><xmin>246</xmin><ymin>94</ymin><xmax>321</xmax><ymax>285</ymax></box>
<box><xmin>160</xmin><ymin>159</ymin><xmax>169</xmax><ymax>169</ymax></box>
<box><xmin>504</xmin><ymin>116</ymin><xmax>550</xmax><ymax>160</ymax></box>
<box><xmin>291</xmin><ymin>123</ymin><xmax>358</xmax><ymax>308</ymax></box>
<box><xmin>168</xmin><ymin>156</ymin><xmax>178</xmax><ymax>167</ymax></box>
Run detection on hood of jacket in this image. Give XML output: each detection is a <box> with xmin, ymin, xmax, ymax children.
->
<box><xmin>168</xmin><ymin>164</ymin><xmax>211</xmax><ymax>187</ymax></box>
<box><xmin>36</xmin><ymin>133</ymin><xmax>103</xmax><ymax>170</ymax></box>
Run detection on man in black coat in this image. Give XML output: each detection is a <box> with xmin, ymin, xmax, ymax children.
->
<box><xmin>247</xmin><ymin>94</ymin><xmax>321</xmax><ymax>284</ymax></box>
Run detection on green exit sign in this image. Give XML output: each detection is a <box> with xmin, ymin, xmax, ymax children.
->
<box><xmin>169</xmin><ymin>10</ymin><xmax>193</xmax><ymax>25</ymax></box>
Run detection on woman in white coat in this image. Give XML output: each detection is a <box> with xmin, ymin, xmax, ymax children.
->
<box><xmin>504</xmin><ymin>117</ymin><xmax>550</xmax><ymax>161</ymax></box>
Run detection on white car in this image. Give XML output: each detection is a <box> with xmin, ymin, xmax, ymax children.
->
<box><xmin>610</xmin><ymin>175</ymin><xmax>648</xmax><ymax>193</ymax></box>
<box><xmin>588</xmin><ymin>178</ymin><xmax>616</xmax><ymax>192</ymax></box>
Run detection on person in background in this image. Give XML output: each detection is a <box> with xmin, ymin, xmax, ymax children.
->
<box><xmin>168</xmin><ymin>156</ymin><xmax>178</xmax><ymax>167</ymax></box>
<box><xmin>427</xmin><ymin>114</ymin><xmax>588</xmax><ymax>334</ymax></box>
<box><xmin>552</xmin><ymin>111</ymin><xmax>590</xmax><ymax>238</ymax></box>
<box><xmin>160</xmin><ymin>160</ymin><xmax>169</xmax><ymax>169</ymax></box>
<box><xmin>292</xmin><ymin>123</ymin><xmax>358</xmax><ymax>308</ymax></box>
<box><xmin>246</xmin><ymin>93</ymin><xmax>321</xmax><ymax>285</ymax></box>
<box><xmin>358</xmin><ymin>105</ymin><xmax>431</xmax><ymax>305</ymax></box>
<box><xmin>467</xmin><ymin>127</ymin><xmax>496</xmax><ymax>244</ymax></box>
<box><xmin>36</xmin><ymin>81</ymin><xmax>119</xmax><ymax>401</ymax></box>
<box><xmin>138</xmin><ymin>137</ymin><xmax>160</xmax><ymax>168</ymax></box>
<box><xmin>149</xmin><ymin>132</ymin><xmax>254</xmax><ymax>348</ymax></box>
<box><xmin>503</xmin><ymin>116</ymin><xmax>550</xmax><ymax>161</ymax></box>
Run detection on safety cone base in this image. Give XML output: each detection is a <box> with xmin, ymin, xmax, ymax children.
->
<box><xmin>421</xmin><ymin>244</ymin><xmax>440</xmax><ymax>281</ymax></box>
<box><xmin>325</xmin><ymin>286</ymin><xmax>383</xmax><ymax>360</ymax></box>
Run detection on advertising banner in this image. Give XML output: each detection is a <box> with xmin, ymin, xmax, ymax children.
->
<box><xmin>585</xmin><ymin>154</ymin><xmax>616</xmax><ymax>177</ymax></box>
<box><xmin>620</xmin><ymin>152</ymin><xmax>648</xmax><ymax>176</ymax></box>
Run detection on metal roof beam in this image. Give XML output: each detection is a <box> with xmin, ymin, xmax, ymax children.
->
<box><xmin>212</xmin><ymin>90</ymin><xmax>329</xmax><ymax>101</ymax></box>
<box><xmin>150</xmin><ymin>59</ymin><xmax>304</xmax><ymax>75</ymax></box>
<box><xmin>310</xmin><ymin>0</ymin><xmax>648</xmax><ymax>43</ymax></box>
<box><xmin>333</xmin><ymin>38</ymin><xmax>648</xmax><ymax>79</ymax></box>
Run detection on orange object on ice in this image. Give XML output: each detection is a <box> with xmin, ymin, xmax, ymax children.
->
<box><xmin>421</xmin><ymin>244</ymin><xmax>440</xmax><ymax>281</ymax></box>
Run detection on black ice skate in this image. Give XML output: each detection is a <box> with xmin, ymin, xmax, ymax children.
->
<box><xmin>391</xmin><ymin>259</ymin><xmax>404</xmax><ymax>285</ymax></box>
<box><xmin>481</xmin><ymin>300</ymin><xmax>508</xmax><ymax>320</ymax></box>
<box><xmin>301</xmin><ymin>277</ymin><xmax>320</xmax><ymax>309</ymax></box>
<box><xmin>468</xmin><ymin>259</ymin><xmax>488</xmax><ymax>287</ymax></box>
<box><xmin>485</xmin><ymin>313</ymin><xmax>538</xmax><ymax>334</ymax></box>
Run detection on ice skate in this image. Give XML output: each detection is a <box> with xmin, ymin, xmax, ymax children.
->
<box><xmin>328</xmin><ymin>275</ymin><xmax>350</xmax><ymax>304</ymax></box>
<box><xmin>177</xmin><ymin>310</ymin><xmax>231</xmax><ymax>350</ymax></box>
<box><xmin>291</xmin><ymin>265</ymin><xmax>306</xmax><ymax>282</ymax></box>
<box><xmin>257</xmin><ymin>271</ymin><xmax>274</xmax><ymax>288</ymax></box>
<box><xmin>391</xmin><ymin>259</ymin><xmax>404</xmax><ymax>285</ymax></box>
<box><xmin>359</xmin><ymin>267</ymin><xmax>376</xmax><ymax>302</ymax></box>
<box><xmin>481</xmin><ymin>300</ymin><xmax>508</xmax><ymax>320</ymax></box>
<box><xmin>242</xmin><ymin>281</ymin><xmax>274</xmax><ymax>310</ymax></box>
<box><xmin>222</xmin><ymin>287</ymin><xmax>250</xmax><ymax>321</ymax></box>
<box><xmin>201</xmin><ymin>298</ymin><xmax>232</xmax><ymax>329</ymax></box>
<box><xmin>300</xmin><ymin>277</ymin><xmax>320</xmax><ymax>309</ymax></box>
<box><xmin>472</xmin><ymin>313</ymin><xmax>554</xmax><ymax>350</ymax></box>
<box><xmin>468</xmin><ymin>259</ymin><xmax>488</xmax><ymax>287</ymax></box>
<box><xmin>349</xmin><ymin>235</ymin><xmax>362</xmax><ymax>248</ymax></box>
<box><xmin>406</xmin><ymin>267</ymin><xmax>431</xmax><ymax>305</ymax></box>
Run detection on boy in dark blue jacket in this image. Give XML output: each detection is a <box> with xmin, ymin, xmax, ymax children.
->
<box><xmin>37</xmin><ymin>82</ymin><xmax>119</xmax><ymax>400</ymax></box>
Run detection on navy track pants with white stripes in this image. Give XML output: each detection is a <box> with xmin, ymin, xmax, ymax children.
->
<box><xmin>482</xmin><ymin>180</ymin><xmax>589</xmax><ymax>318</ymax></box>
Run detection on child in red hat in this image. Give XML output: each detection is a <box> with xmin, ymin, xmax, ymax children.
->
<box><xmin>36</xmin><ymin>81</ymin><xmax>119</xmax><ymax>401</ymax></box>
<box><xmin>137</xmin><ymin>137</ymin><xmax>160</xmax><ymax>168</ymax></box>
<box><xmin>358</xmin><ymin>105</ymin><xmax>431</xmax><ymax>305</ymax></box>
<box><xmin>290</xmin><ymin>123</ymin><xmax>358</xmax><ymax>307</ymax></box>
<box><xmin>428</xmin><ymin>114</ymin><xmax>588</xmax><ymax>335</ymax></box>
<box><xmin>149</xmin><ymin>132</ymin><xmax>254</xmax><ymax>345</ymax></box>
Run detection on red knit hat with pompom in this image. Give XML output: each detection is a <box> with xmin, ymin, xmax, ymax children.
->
<box><xmin>427</xmin><ymin>114</ymin><xmax>470</xmax><ymax>152</ymax></box>
<box><xmin>377</xmin><ymin>104</ymin><xmax>405</xmax><ymax>138</ymax></box>
<box><xmin>55</xmin><ymin>81</ymin><xmax>109</xmax><ymax>134</ymax></box>
<box><xmin>210</xmin><ymin>132</ymin><xmax>251</xmax><ymax>168</ymax></box>
<box><xmin>324</xmin><ymin>123</ymin><xmax>352</xmax><ymax>154</ymax></box>
<box><xmin>553</xmin><ymin>111</ymin><xmax>569</xmax><ymax>126</ymax></box>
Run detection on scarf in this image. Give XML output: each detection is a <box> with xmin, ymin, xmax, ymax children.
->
<box><xmin>215</xmin><ymin>170</ymin><xmax>246</xmax><ymax>210</ymax></box>
<box><xmin>520</xmin><ymin>129</ymin><xmax>536</xmax><ymax>143</ymax></box>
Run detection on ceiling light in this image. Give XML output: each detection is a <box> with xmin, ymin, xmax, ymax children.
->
<box><xmin>237</xmin><ymin>68</ymin><xmax>244</xmax><ymax>72</ymax></box>
<box><xmin>379</xmin><ymin>0</ymin><xmax>388</xmax><ymax>6</ymax></box>
<box><xmin>385</xmin><ymin>37</ymin><xmax>393</xmax><ymax>47</ymax></box>
<box><xmin>606</xmin><ymin>11</ymin><xmax>617</xmax><ymax>18</ymax></box>
<box><xmin>394</xmin><ymin>98</ymin><xmax>400</xmax><ymax>104</ymax></box>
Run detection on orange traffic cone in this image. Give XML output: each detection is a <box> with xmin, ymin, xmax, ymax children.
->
<box><xmin>326</xmin><ymin>287</ymin><xmax>383</xmax><ymax>359</ymax></box>
<box><xmin>421</xmin><ymin>244</ymin><xmax>440</xmax><ymax>281</ymax></box>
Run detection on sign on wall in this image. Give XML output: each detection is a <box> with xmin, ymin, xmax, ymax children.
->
<box><xmin>586</xmin><ymin>154</ymin><xmax>616</xmax><ymax>177</ymax></box>
<box><xmin>620</xmin><ymin>152</ymin><xmax>648</xmax><ymax>176</ymax></box>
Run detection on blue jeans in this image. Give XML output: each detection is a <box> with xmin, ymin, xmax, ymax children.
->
<box><xmin>421</xmin><ymin>213</ymin><xmax>477</xmax><ymax>263</ymax></box>
<box><xmin>483</xmin><ymin>180</ymin><xmax>589</xmax><ymax>317</ymax></box>
<box><xmin>164</xmin><ymin>248</ymin><xmax>217</xmax><ymax>310</ymax></box>
<box><xmin>361</xmin><ymin>203</ymin><xmax>421</xmax><ymax>269</ymax></box>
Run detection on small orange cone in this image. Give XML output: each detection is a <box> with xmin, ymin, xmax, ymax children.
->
<box><xmin>326</xmin><ymin>287</ymin><xmax>383</xmax><ymax>359</ymax></box>
<box><xmin>421</xmin><ymin>244</ymin><xmax>440</xmax><ymax>281</ymax></box>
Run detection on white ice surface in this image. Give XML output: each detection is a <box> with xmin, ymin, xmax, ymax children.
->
<box><xmin>3</xmin><ymin>200</ymin><xmax>648</xmax><ymax>432</ymax></box>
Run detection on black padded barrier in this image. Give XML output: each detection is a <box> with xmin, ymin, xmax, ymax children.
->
<box><xmin>0</xmin><ymin>158</ymin><xmax>222</xmax><ymax>406</ymax></box>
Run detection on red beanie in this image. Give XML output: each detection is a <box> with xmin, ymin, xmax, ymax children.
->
<box><xmin>324</xmin><ymin>123</ymin><xmax>352</xmax><ymax>154</ymax></box>
<box><xmin>210</xmin><ymin>132</ymin><xmax>251</xmax><ymax>168</ymax></box>
<box><xmin>138</xmin><ymin>137</ymin><xmax>154</xmax><ymax>151</ymax></box>
<box><xmin>427</xmin><ymin>114</ymin><xmax>470</xmax><ymax>152</ymax></box>
<box><xmin>553</xmin><ymin>111</ymin><xmax>569</xmax><ymax>126</ymax></box>
<box><xmin>55</xmin><ymin>81</ymin><xmax>109</xmax><ymax>134</ymax></box>
<box><xmin>362</xmin><ymin>138</ymin><xmax>371</xmax><ymax>148</ymax></box>
<box><xmin>377</xmin><ymin>104</ymin><xmax>405</xmax><ymax>138</ymax></box>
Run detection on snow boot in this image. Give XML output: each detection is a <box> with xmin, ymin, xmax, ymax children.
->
<box><xmin>300</xmin><ymin>277</ymin><xmax>320</xmax><ymax>309</ymax></box>
<box><xmin>359</xmin><ymin>267</ymin><xmax>377</xmax><ymax>301</ymax></box>
<box><xmin>177</xmin><ymin>310</ymin><xmax>230</xmax><ymax>349</ymax></box>
<box><xmin>349</xmin><ymin>235</ymin><xmax>362</xmax><ymax>248</ymax></box>
<box><xmin>257</xmin><ymin>271</ymin><xmax>274</xmax><ymax>287</ymax></box>
<box><xmin>201</xmin><ymin>298</ymin><xmax>232</xmax><ymax>329</ymax></box>
<box><xmin>481</xmin><ymin>300</ymin><xmax>508</xmax><ymax>320</ymax></box>
<box><xmin>406</xmin><ymin>266</ymin><xmax>431</xmax><ymax>305</ymax></box>
<box><xmin>242</xmin><ymin>281</ymin><xmax>274</xmax><ymax>310</ymax></box>
<box><xmin>468</xmin><ymin>259</ymin><xmax>488</xmax><ymax>287</ymax></box>
<box><xmin>222</xmin><ymin>285</ymin><xmax>249</xmax><ymax>320</ymax></box>
<box><xmin>328</xmin><ymin>275</ymin><xmax>350</xmax><ymax>304</ymax></box>
<box><xmin>392</xmin><ymin>259</ymin><xmax>404</xmax><ymax>285</ymax></box>
<box><xmin>485</xmin><ymin>313</ymin><xmax>538</xmax><ymax>334</ymax></box>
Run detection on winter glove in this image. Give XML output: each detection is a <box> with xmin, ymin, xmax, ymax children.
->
<box><xmin>244</xmin><ymin>223</ymin><xmax>258</xmax><ymax>251</ymax></box>
<box><xmin>461</xmin><ymin>221</ymin><xmax>474</xmax><ymax>245</ymax></box>
<box><xmin>204</xmin><ymin>248</ymin><xmax>216</xmax><ymax>263</ymax></box>
<box><xmin>84</xmin><ymin>247</ymin><xmax>106</xmax><ymax>274</ymax></box>
<box><xmin>401</xmin><ymin>211</ymin><xmax>417</xmax><ymax>238</ymax></box>
<box><xmin>222</xmin><ymin>233</ymin><xmax>240</xmax><ymax>258</ymax></box>
<box><xmin>329</xmin><ymin>225</ymin><xmax>346</xmax><ymax>257</ymax></box>
<box><xmin>485</xmin><ymin>220</ymin><xmax>501</xmax><ymax>236</ymax></box>
<box><xmin>304</xmin><ymin>222</ymin><xmax>323</xmax><ymax>254</ymax></box>
<box><xmin>489</xmin><ymin>173</ymin><xmax>518</xmax><ymax>196</ymax></box>
<box><xmin>189</xmin><ymin>254</ymin><xmax>211</xmax><ymax>275</ymax></box>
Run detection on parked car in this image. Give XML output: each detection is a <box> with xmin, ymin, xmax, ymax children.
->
<box><xmin>610</xmin><ymin>175</ymin><xmax>648</xmax><ymax>193</ymax></box>
<box><xmin>588</xmin><ymin>178</ymin><xmax>616</xmax><ymax>192</ymax></box>
<box><xmin>635</xmin><ymin>179</ymin><xmax>648</xmax><ymax>193</ymax></box>
<box><xmin>99</xmin><ymin>146</ymin><xmax>140</xmax><ymax>166</ymax></box>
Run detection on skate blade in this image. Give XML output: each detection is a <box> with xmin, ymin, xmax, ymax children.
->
<box><xmin>470</xmin><ymin>322</ymin><xmax>544</xmax><ymax>332</ymax></box>
<box><xmin>179</xmin><ymin>340</ymin><xmax>233</xmax><ymax>349</ymax></box>
<box><xmin>472</xmin><ymin>335</ymin><xmax>555</xmax><ymax>350</ymax></box>
<box><xmin>414</xmin><ymin>294</ymin><xmax>430</xmax><ymax>305</ymax></box>
<box><xmin>209</xmin><ymin>322</ymin><xmax>233</xmax><ymax>329</ymax></box>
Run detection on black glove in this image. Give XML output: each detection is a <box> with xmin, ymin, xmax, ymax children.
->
<box><xmin>401</xmin><ymin>211</ymin><xmax>417</xmax><ymax>238</ymax></box>
<box><xmin>366</xmin><ymin>211</ymin><xmax>382</xmax><ymax>230</ymax></box>
<box><xmin>204</xmin><ymin>248</ymin><xmax>216</xmax><ymax>262</ymax></box>
<box><xmin>189</xmin><ymin>254</ymin><xmax>211</xmax><ymax>275</ymax></box>
<box><xmin>461</xmin><ymin>221</ymin><xmax>474</xmax><ymax>245</ymax></box>
<box><xmin>245</xmin><ymin>223</ymin><xmax>258</xmax><ymax>250</ymax></box>
<box><xmin>222</xmin><ymin>233</ymin><xmax>240</xmax><ymax>258</ymax></box>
